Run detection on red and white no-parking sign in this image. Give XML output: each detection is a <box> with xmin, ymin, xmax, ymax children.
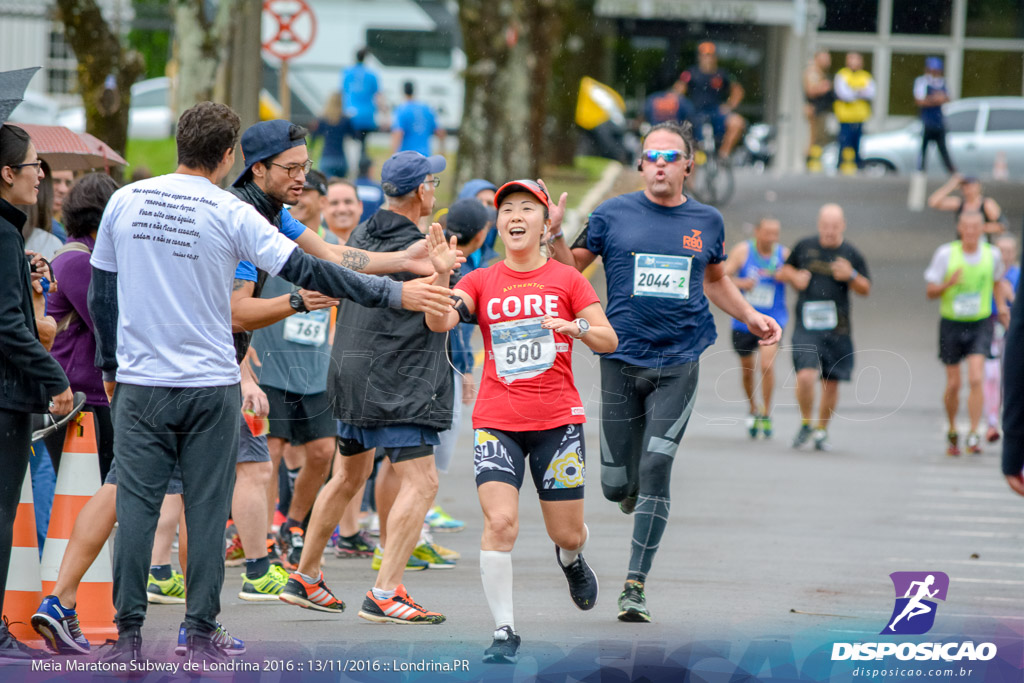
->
<box><xmin>262</xmin><ymin>0</ymin><xmax>317</xmax><ymax>61</ymax></box>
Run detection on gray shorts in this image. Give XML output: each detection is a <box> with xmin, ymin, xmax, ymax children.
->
<box><xmin>237</xmin><ymin>418</ymin><xmax>271</xmax><ymax>464</ymax></box>
<box><xmin>104</xmin><ymin>459</ymin><xmax>184</xmax><ymax>495</ymax></box>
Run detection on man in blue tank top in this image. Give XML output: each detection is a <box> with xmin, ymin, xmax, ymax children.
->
<box><xmin>723</xmin><ymin>217</ymin><xmax>790</xmax><ymax>438</ymax></box>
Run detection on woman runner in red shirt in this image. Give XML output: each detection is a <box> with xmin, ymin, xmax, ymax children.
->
<box><xmin>426</xmin><ymin>179</ymin><xmax>617</xmax><ymax>663</ymax></box>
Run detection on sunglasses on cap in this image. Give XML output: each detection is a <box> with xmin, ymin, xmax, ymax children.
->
<box><xmin>641</xmin><ymin>149</ymin><xmax>685</xmax><ymax>163</ymax></box>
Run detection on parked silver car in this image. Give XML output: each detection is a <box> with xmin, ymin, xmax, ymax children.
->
<box><xmin>822</xmin><ymin>97</ymin><xmax>1024</xmax><ymax>179</ymax></box>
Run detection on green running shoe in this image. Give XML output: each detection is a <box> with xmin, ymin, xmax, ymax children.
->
<box><xmin>617</xmin><ymin>581</ymin><xmax>651</xmax><ymax>623</ymax></box>
<box><xmin>239</xmin><ymin>564</ymin><xmax>289</xmax><ymax>601</ymax></box>
<box><xmin>412</xmin><ymin>542</ymin><xmax>456</xmax><ymax>569</ymax></box>
<box><xmin>425</xmin><ymin>506</ymin><xmax>465</xmax><ymax>533</ymax></box>
<box><xmin>371</xmin><ymin>546</ymin><xmax>428</xmax><ymax>572</ymax></box>
<box><xmin>147</xmin><ymin>570</ymin><xmax>186</xmax><ymax>604</ymax></box>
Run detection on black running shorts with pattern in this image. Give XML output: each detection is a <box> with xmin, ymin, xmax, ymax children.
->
<box><xmin>473</xmin><ymin>424</ymin><xmax>585</xmax><ymax>501</ymax></box>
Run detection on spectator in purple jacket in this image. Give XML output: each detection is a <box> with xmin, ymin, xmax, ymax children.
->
<box><xmin>42</xmin><ymin>173</ymin><xmax>119</xmax><ymax>479</ymax></box>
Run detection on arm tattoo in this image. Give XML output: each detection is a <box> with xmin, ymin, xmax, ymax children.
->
<box><xmin>233</xmin><ymin>278</ymin><xmax>249</xmax><ymax>291</ymax></box>
<box><xmin>339</xmin><ymin>248</ymin><xmax>371</xmax><ymax>272</ymax></box>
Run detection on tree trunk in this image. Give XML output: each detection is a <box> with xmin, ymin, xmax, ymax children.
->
<box><xmin>170</xmin><ymin>0</ymin><xmax>221</xmax><ymax>118</ymax></box>
<box><xmin>546</xmin><ymin>0</ymin><xmax>603</xmax><ymax>166</ymax></box>
<box><xmin>169</xmin><ymin>0</ymin><xmax>262</xmax><ymax>182</ymax></box>
<box><xmin>56</xmin><ymin>0</ymin><xmax>144</xmax><ymax>160</ymax></box>
<box><xmin>215</xmin><ymin>0</ymin><xmax>262</xmax><ymax>181</ymax></box>
<box><xmin>456</xmin><ymin>0</ymin><xmax>538</xmax><ymax>188</ymax></box>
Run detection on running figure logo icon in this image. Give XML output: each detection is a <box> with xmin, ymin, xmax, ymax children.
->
<box><xmin>882</xmin><ymin>572</ymin><xmax>949</xmax><ymax>635</ymax></box>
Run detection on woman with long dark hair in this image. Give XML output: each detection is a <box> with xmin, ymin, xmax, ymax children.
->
<box><xmin>0</xmin><ymin>123</ymin><xmax>72</xmax><ymax>663</ymax></box>
<box><xmin>43</xmin><ymin>172</ymin><xmax>120</xmax><ymax>479</ymax></box>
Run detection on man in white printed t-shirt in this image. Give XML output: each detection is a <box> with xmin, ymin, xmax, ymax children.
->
<box><xmin>86</xmin><ymin>102</ymin><xmax>453</xmax><ymax>669</ymax></box>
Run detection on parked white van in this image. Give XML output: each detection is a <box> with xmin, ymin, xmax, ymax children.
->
<box><xmin>266</xmin><ymin>0</ymin><xmax>465</xmax><ymax>131</ymax></box>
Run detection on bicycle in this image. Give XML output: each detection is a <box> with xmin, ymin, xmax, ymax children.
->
<box><xmin>687</xmin><ymin>118</ymin><xmax>735</xmax><ymax>207</ymax></box>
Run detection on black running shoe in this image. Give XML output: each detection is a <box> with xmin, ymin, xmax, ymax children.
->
<box><xmin>792</xmin><ymin>423</ymin><xmax>813</xmax><ymax>449</ymax></box>
<box><xmin>0</xmin><ymin>618</ymin><xmax>50</xmax><ymax>664</ymax></box>
<box><xmin>98</xmin><ymin>628</ymin><xmax>144</xmax><ymax>676</ymax></box>
<box><xmin>186</xmin><ymin>633</ymin><xmax>231</xmax><ymax>678</ymax></box>
<box><xmin>483</xmin><ymin>626</ymin><xmax>520</xmax><ymax>664</ymax></box>
<box><xmin>617</xmin><ymin>581</ymin><xmax>651</xmax><ymax>622</ymax></box>
<box><xmin>555</xmin><ymin>546</ymin><xmax>598</xmax><ymax>610</ymax></box>
<box><xmin>278</xmin><ymin>524</ymin><xmax>305</xmax><ymax>568</ymax></box>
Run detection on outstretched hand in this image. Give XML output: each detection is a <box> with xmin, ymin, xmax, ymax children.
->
<box><xmin>406</xmin><ymin>232</ymin><xmax>465</xmax><ymax>276</ymax></box>
<box><xmin>536</xmin><ymin>178</ymin><xmax>567</xmax><ymax>233</ymax></box>
<box><xmin>427</xmin><ymin>222</ymin><xmax>459</xmax><ymax>274</ymax></box>
<box><xmin>401</xmin><ymin>273</ymin><xmax>453</xmax><ymax>315</ymax></box>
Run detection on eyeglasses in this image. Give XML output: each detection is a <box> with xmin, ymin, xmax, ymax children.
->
<box><xmin>12</xmin><ymin>160</ymin><xmax>43</xmax><ymax>172</ymax></box>
<box><xmin>269</xmin><ymin>160</ymin><xmax>313</xmax><ymax>178</ymax></box>
<box><xmin>641</xmin><ymin>149</ymin><xmax>685</xmax><ymax>164</ymax></box>
<box><xmin>422</xmin><ymin>177</ymin><xmax>441</xmax><ymax>188</ymax></box>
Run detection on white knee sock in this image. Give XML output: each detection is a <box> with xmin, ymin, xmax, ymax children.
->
<box><xmin>558</xmin><ymin>523</ymin><xmax>589</xmax><ymax>566</ymax></box>
<box><xmin>480</xmin><ymin>550</ymin><xmax>514</xmax><ymax>631</ymax></box>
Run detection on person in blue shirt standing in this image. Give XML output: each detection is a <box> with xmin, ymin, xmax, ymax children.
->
<box><xmin>355</xmin><ymin>157</ymin><xmax>384</xmax><ymax>223</ymax></box>
<box><xmin>309</xmin><ymin>93</ymin><xmax>354</xmax><ymax>179</ymax></box>
<box><xmin>391</xmin><ymin>81</ymin><xmax>446</xmax><ymax>157</ymax></box>
<box><xmin>914</xmin><ymin>56</ymin><xmax>955</xmax><ymax>174</ymax></box>
<box><xmin>549</xmin><ymin>121</ymin><xmax>781</xmax><ymax>623</ymax></box>
<box><xmin>341</xmin><ymin>47</ymin><xmax>381</xmax><ymax>164</ymax></box>
<box><xmin>723</xmin><ymin>217</ymin><xmax>790</xmax><ymax>439</ymax></box>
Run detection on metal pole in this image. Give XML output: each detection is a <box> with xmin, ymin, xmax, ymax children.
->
<box><xmin>280</xmin><ymin>60</ymin><xmax>290</xmax><ymax>120</ymax></box>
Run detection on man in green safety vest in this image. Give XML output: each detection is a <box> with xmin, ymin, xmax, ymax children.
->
<box><xmin>925</xmin><ymin>211</ymin><xmax>1012</xmax><ymax>456</ymax></box>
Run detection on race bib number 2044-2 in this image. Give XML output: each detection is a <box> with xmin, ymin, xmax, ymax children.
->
<box><xmin>633</xmin><ymin>253</ymin><xmax>692</xmax><ymax>299</ymax></box>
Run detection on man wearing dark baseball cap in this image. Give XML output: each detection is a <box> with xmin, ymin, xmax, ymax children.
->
<box><xmin>226</xmin><ymin>122</ymin><xmax>455</xmax><ymax>600</ymax></box>
<box><xmin>380</xmin><ymin>150</ymin><xmax>447</xmax><ymax>197</ymax></box>
<box><xmin>229</xmin><ymin>120</ymin><xmax>442</xmax><ymax>279</ymax></box>
<box><xmin>280</xmin><ymin>148</ymin><xmax>454</xmax><ymax>624</ymax></box>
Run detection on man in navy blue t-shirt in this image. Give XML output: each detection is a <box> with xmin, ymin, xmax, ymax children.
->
<box><xmin>914</xmin><ymin>57</ymin><xmax>955</xmax><ymax>174</ymax></box>
<box><xmin>550</xmin><ymin>121</ymin><xmax>781</xmax><ymax>623</ymax></box>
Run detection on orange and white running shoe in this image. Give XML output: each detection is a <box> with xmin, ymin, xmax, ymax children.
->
<box><xmin>357</xmin><ymin>585</ymin><xmax>445</xmax><ymax>625</ymax></box>
<box><xmin>278</xmin><ymin>571</ymin><xmax>345</xmax><ymax>613</ymax></box>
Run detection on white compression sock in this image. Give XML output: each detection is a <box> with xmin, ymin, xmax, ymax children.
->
<box><xmin>480</xmin><ymin>550</ymin><xmax>514</xmax><ymax>631</ymax></box>
<box><xmin>558</xmin><ymin>523</ymin><xmax>588</xmax><ymax>566</ymax></box>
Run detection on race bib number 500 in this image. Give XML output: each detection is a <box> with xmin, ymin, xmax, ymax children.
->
<box><xmin>633</xmin><ymin>253</ymin><xmax>692</xmax><ymax>299</ymax></box>
<box><xmin>490</xmin><ymin>316</ymin><xmax>556</xmax><ymax>382</ymax></box>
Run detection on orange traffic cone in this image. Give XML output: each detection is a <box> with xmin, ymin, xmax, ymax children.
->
<box><xmin>4</xmin><ymin>469</ymin><xmax>43</xmax><ymax>643</ymax></box>
<box><xmin>39</xmin><ymin>412</ymin><xmax>116</xmax><ymax>640</ymax></box>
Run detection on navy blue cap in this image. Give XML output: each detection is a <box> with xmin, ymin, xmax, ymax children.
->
<box><xmin>380</xmin><ymin>151</ymin><xmax>446</xmax><ymax>196</ymax></box>
<box><xmin>925</xmin><ymin>56</ymin><xmax>943</xmax><ymax>71</ymax></box>
<box><xmin>232</xmin><ymin>119</ymin><xmax>307</xmax><ymax>187</ymax></box>
<box><xmin>446</xmin><ymin>198</ymin><xmax>490</xmax><ymax>244</ymax></box>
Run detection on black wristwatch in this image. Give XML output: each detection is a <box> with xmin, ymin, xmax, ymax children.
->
<box><xmin>289</xmin><ymin>291</ymin><xmax>307</xmax><ymax>313</ymax></box>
